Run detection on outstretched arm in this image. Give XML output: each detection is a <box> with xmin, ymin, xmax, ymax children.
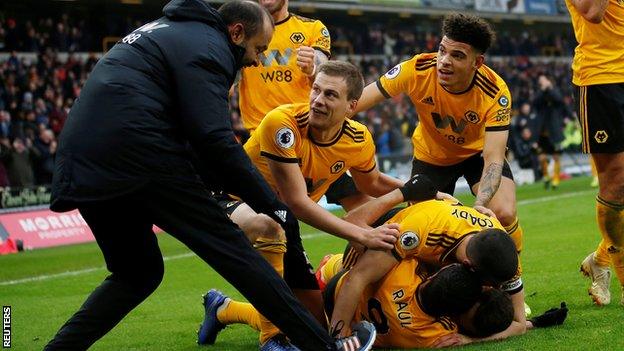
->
<box><xmin>345</xmin><ymin>174</ymin><xmax>452</xmax><ymax>227</ymax></box>
<box><xmin>268</xmin><ymin>159</ymin><xmax>399</xmax><ymax>250</ymax></box>
<box><xmin>350</xmin><ymin>166</ymin><xmax>404</xmax><ymax>197</ymax></box>
<box><xmin>343</xmin><ymin>189</ymin><xmax>405</xmax><ymax>228</ymax></box>
<box><xmin>353</xmin><ymin>82</ymin><xmax>388</xmax><ymax>115</ymax></box>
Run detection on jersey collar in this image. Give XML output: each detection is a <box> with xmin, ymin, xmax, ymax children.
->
<box><xmin>308</xmin><ymin>120</ymin><xmax>346</xmax><ymax>147</ymax></box>
<box><xmin>440</xmin><ymin>233</ymin><xmax>473</xmax><ymax>263</ymax></box>
<box><xmin>440</xmin><ymin>73</ymin><xmax>477</xmax><ymax>95</ymax></box>
<box><xmin>275</xmin><ymin>13</ymin><xmax>291</xmax><ymax>26</ymax></box>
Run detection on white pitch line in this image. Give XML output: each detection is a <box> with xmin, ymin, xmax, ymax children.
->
<box><xmin>0</xmin><ymin>267</ymin><xmax>104</xmax><ymax>286</ymax></box>
<box><xmin>0</xmin><ymin>189</ymin><xmax>594</xmax><ymax>286</ymax></box>
<box><xmin>0</xmin><ymin>234</ymin><xmax>329</xmax><ymax>286</ymax></box>
<box><xmin>516</xmin><ymin>189</ymin><xmax>596</xmax><ymax>206</ymax></box>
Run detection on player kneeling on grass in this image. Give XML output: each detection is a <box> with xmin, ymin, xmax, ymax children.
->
<box><xmin>323</xmin><ymin>257</ymin><xmax>516</xmax><ymax>348</ymax></box>
<box><xmin>334</xmin><ymin>174</ymin><xmax>567</xmax><ymax>341</ymax></box>
<box><xmin>198</xmin><ymin>257</ymin><xmax>515</xmax><ymax>349</ymax></box>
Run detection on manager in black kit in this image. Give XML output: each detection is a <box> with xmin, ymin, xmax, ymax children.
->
<box><xmin>44</xmin><ymin>1</ymin><xmax>375</xmax><ymax>350</ymax></box>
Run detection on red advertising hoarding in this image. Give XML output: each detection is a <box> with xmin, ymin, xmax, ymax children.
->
<box><xmin>0</xmin><ymin>209</ymin><xmax>162</xmax><ymax>251</ymax></box>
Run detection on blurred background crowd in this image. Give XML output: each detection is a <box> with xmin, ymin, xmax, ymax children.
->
<box><xmin>0</xmin><ymin>0</ymin><xmax>581</xmax><ymax>189</ymax></box>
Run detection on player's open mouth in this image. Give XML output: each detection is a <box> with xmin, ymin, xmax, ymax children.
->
<box><xmin>311</xmin><ymin>107</ymin><xmax>327</xmax><ymax>115</ymax></box>
<box><xmin>438</xmin><ymin>69</ymin><xmax>453</xmax><ymax>78</ymax></box>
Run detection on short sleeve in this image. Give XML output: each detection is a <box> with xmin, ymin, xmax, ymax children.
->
<box><xmin>376</xmin><ymin>56</ymin><xmax>419</xmax><ymax>99</ymax></box>
<box><xmin>391</xmin><ymin>211</ymin><xmax>430</xmax><ymax>260</ymax></box>
<box><xmin>257</xmin><ymin>109</ymin><xmax>300</xmax><ymax>163</ymax></box>
<box><xmin>351</xmin><ymin>128</ymin><xmax>377</xmax><ymax>173</ymax></box>
<box><xmin>485</xmin><ymin>86</ymin><xmax>512</xmax><ymax>132</ymax></box>
<box><xmin>310</xmin><ymin>20</ymin><xmax>331</xmax><ymax>58</ymax></box>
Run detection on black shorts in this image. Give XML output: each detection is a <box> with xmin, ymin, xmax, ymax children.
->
<box><xmin>575</xmin><ymin>83</ymin><xmax>624</xmax><ymax>154</ymax></box>
<box><xmin>212</xmin><ymin>192</ymin><xmax>318</xmax><ymax>290</ymax></box>
<box><xmin>411</xmin><ymin>153</ymin><xmax>514</xmax><ymax>195</ymax></box>
<box><xmin>537</xmin><ymin>134</ymin><xmax>562</xmax><ymax>154</ymax></box>
<box><xmin>324</xmin><ymin>173</ymin><xmax>360</xmax><ymax>205</ymax></box>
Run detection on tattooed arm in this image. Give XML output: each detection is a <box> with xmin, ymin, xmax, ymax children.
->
<box><xmin>296</xmin><ymin>47</ymin><xmax>329</xmax><ymax>79</ymax></box>
<box><xmin>474</xmin><ymin>130</ymin><xmax>508</xmax><ymax>208</ymax></box>
<box><xmin>314</xmin><ymin>49</ymin><xmax>329</xmax><ymax>69</ymax></box>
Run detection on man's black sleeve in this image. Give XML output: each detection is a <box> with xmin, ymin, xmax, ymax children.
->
<box><xmin>171</xmin><ymin>42</ymin><xmax>279</xmax><ymax>215</ymax></box>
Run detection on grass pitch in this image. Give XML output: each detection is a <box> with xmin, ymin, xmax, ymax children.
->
<box><xmin>2</xmin><ymin>176</ymin><xmax>623</xmax><ymax>350</ymax></box>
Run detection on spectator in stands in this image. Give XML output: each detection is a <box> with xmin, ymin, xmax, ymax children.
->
<box><xmin>0</xmin><ymin>110</ymin><xmax>11</xmax><ymax>138</ymax></box>
<box><xmin>49</xmin><ymin>97</ymin><xmax>67</xmax><ymax>135</ymax></box>
<box><xmin>33</xmin><ymin>128</ymin><xmax>56</xmax><ymax>184</ymax></box>
<box><xmin>0</xmin><ymin>136</ymin><xmax>38</xmax><ymax>187</ymax></box>
<box><xmin>0</xmin><ymin>13</ymin><xmax>582</xmax><ymax>191</ymax></box>
<box><xmin>532</xmin><ymin>74</ymin><xmax>570</xmax><ymax>189</ymax></box>
<box><xmin>509</xmin><ymin>103</ymin><xmax>540</xmax><ymax>181</ymax></box>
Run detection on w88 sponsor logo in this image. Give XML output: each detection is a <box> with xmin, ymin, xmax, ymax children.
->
<box><xmin>261</xmin><ymin>69</ymin><xmax>293</xmax><ymax>83</ymax></box>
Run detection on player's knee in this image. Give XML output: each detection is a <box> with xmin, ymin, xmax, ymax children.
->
<box><xmin>595</xmin><ymin>156</ymin><xmax>624</xmax><ymax>201</ymax></box>
<box><xmin>601</xmin><ymin>178</ymin><xmax>624</xmax><ymax>203</ymax></box>
<box><xmin>494</xmin><ymin>206</ymin><xmax>517</xmax><ymax>227</ymax></box>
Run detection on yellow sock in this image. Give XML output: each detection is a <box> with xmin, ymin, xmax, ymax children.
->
<box><xmin>596</xmin><ymin>196</ymin><xmax>624</xmax><ymax>284</ymax></box>
<box><xmin>504</xmin><ymin>217</ymin><xmax>523</xmax><ymax>254</ymax></box>
<box><xmin>319</xmin><ymin>254</ymin><xmax>344</xmax><ymax>285</ymax></box>
<box><xmin>541</xmin><ymin>158</ymin><xmax>550</xmax><ymax>180</ymax></box>
<box><xmin>609</xmin><ymin>249</ymin><xmax>624</xmax><ymax>288</ymax></box>
<box><xmin>595</xmin><ymin>239</ymin><xmax>611</xmax><ymax>267</ymax></box>
<box><xmin>217</xmin><ymin>300</ymin><xmax>261</xmax><ymax>331</ymax></box>
<box><xmin>504</xmin><ymin>217</ymin><xmax>524</xmax><ymax>277</ymax></box>
<box><xmin>596</xmin><ymin>196</ymin><xmax>624</xmax><ymax>247</ymax></box>
<box><xmin>553</xmin><ymin>158</ymin><xmax>561</xmax><ymax>186</ymax></box>
<box><xmin>254</xmin><ymin>238</ymin><xmax>287</xmax><ymax>344</ymax></box>
<box><xmin>254</xmin><ymin>238</ymin><xmax>286</xmax><ymax>276</ymax></box>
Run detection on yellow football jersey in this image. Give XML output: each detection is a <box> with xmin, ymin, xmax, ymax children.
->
<box><xmin>239</xmin><ymin>14</ymin><xmax>331</xmax><ymax>133</ymax></box>
<box><xmin>386</xmin><ymin>199</ymin><xmax>522</xmax><ymax>293</ymax></box>
<box><xmin>334</xmin><ymin>259</ymin><xmax>457</xmax><ymax>348</ymax></box>
<box><xmin>389</xmin><ymin>199</ymin><xmax>504</xmax><ymax>262</ymax></box>
<box><xmin>377</xmin><ymin>53</ymin><xmax>512</xmax><ymax>166</ymax></box>
<box><xmin>566</xmin><ymin>0</ymin><xmax>624</xmax><ymax>86</ymax></box>
<box><xmin>244</xmin><ymin>103</ymin><xmax>376</xmax><ymax>202</ymax></box>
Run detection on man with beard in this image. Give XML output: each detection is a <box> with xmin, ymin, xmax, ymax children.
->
<box><xmin>44</xmin><ymin>1</ymin><xmax>375</xmax><ymax>350</ymax></box>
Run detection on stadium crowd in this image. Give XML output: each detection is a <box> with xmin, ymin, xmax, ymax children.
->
<box><xmin>1</xmin><ymin>14</ymin><xmax>575</xmax><ymax>57</ymax></box>
<box><xmin>330</xmin><ymin>24</ymin><xmax>575</xmax><ymax>57</ymax></box>
<box><xmin>0</xmin><ymin>13</ymin><xmax>153</xmax><ymax>52</ymax></box>
<box><xmin>0</xmin><ymin>13</ymin><xmax>578</xmax><ymax>188</ymax></box>
<box><xmin>0</xmin><ymin>50</ymin><xmax>98</xmax><ymax>187</ymax></box>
